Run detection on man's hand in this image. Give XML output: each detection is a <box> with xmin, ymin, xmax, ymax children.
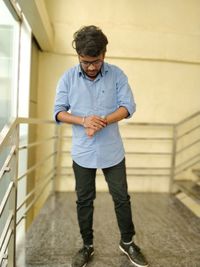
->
<box><xmin>84</xmin><ymin>115</ymin><xmax>107</xmax><ymax>137</ymax></box>
<box><xmin>83</xmin><ymin>115</ymin><xmax>107</xmax><ymax>130</ymax></box>
<box><xmin>85</xmin><ymin>128</ymin><xmax>97</xmax><ymax>138</ymax></box>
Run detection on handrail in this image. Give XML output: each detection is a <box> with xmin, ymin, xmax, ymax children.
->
<box><xmin>0</xmin><ymin>118</ymin><xmax>17</xmax><ymax>151</ymax></box>
<box><xmin>61</xmin><ymin>150</ymin><xmax>172</xmax><ymax>156</ymax></box>
<box><xmin>174</xmin><ymin>110</ymin><xmax>200</xmax><ymax>179</ymax></box>
<box><xmin>0</xmin><ymin>228</ymin><xmax>13</xmax><ymax>266</ymax></box>
<box><xmin>17</xmin><ymin>168</ymin><xmax>55</xmax><ymax>212</ymax></box>
<box><xmin>0</xmin><ymin>116</ymin><xmax>58</xmax><ymax>267</ymax></box>
<box><xmin>0</xmin><ymin>117</ymin><xmax>56</xmax><ymax>152</ymax></box>
<box><xmin>124</xmin><ymin>121</ymin><xmax>174</xmax><ymax>127</ymax></box>
<box><xmin>0</xmin><ymin>182</ymin><xmax>14</xmax><ymax>217</ymax></box>
<box><xmin>17</xmin><ymin>117</ymin><xmax>56</xmax><ymax>125</ymax></box>
<box><xmin>176</xmin><ymin>110</ymin><xmax>200</xmax><ymax>127</ymax></box>
<box><xmin>0</xmin><ymin>146</ymin><xmax>16</xmax><ymax>181</ymax></box>
<box><xmin>0</xmin><ymin>111</ymin><xmax>200</xmax><ymax>267</ymax></box>
<box><xmin>17</xmin><ymin>152</ymin><xmax>57</xmax><ymax>181</ymax></box>
<box><xmin>176</xmin><ymin>124</ymin><xmax>200</xmax><ymax>140</ymax></box>
<box><xmin>176</xmin><ymin>139</ymin><xmax>200</xmax><ymax>154</ymax></box>
<box><xmin>16</xmin><ymin>175</ymin><xmax>54</xmax><ymax>226</ymax></box>
<box><xmin>19</xmin><ymin>136</ymin><xmax>57</xmax><ymax>150</ymax></box>
<box><xmin>0</xmin><ymin>212</ymin><xmax>13</xmax><ymax>250</ymax></box>
<box><xmin>175</xmin><ymin>153</ymin><xmax>200</xmax><ymax>173</ymax></box>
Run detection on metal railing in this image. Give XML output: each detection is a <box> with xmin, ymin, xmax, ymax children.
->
<box><xmin>174</xmin><ymin>111</ymin><xmax>200</xmax><ymax>176</ymax></box>
<box><xmin>173</xmin><ymin>111</ymin><xmax>200</xmax><ymax>199</ymax></box>
<box><xmin>0</xmin><ymin>117</ymin><xmax>58</xmax><ymax>267</ymax></box>
<box><xmin>0</xmin><ymin>111</ymin><xmax>200</xmax><ymax>266</ymax></box>
<box><xmin>59</xmin><ymin>121</ymin><xmax>175</xmax><ymax>192</ymax></box>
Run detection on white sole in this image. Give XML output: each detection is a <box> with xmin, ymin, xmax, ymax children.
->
<box><xmin>119</xmin><ymin>245</ymin><xmax>148</xmax><ymax>267</ymax></box>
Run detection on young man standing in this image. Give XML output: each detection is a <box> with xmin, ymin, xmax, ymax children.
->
<box><xmin>54</xmin><ymin>25</ymin><xmax>148</xmax><ymax>267</ymax></box>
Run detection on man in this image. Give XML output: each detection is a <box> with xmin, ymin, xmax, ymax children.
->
<box><xmin>54</xmin><ymin>25</ymin><xmax>148</xmax><ymax>267</ymax></box>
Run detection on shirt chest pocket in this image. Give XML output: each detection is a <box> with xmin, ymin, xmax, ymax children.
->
<box><xmin>100</xmin><ymin>86</ymin><xmax>117</xmax><ymax>109</ymax></box>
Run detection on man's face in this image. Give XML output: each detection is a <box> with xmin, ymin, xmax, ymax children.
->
<box><xmin>79</xmin><ymin>53</ymin><xmax>105</xmax><ymax>79</ymax></box>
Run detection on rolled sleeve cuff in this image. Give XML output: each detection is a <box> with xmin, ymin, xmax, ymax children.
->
<box><xmin>121</xmin><ymin>103</ymin><xmax>136</xmax><ymax>119</ymax></box>
<box><xmin>54</xmin><ymin>109</ymin><xmax>66</xmax><ymax>124</ymax></box>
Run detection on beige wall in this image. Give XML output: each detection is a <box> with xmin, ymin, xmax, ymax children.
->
<box><xmin>38</xmin><ymin>52</ymin><xmax>200</xmax><ymax>123</ymax></box>
<box><xmin>39</xmin><ymin>0</ymin><xmax>200</xmax><ymax>123</ymax></box>
<box><xmin>27</xmin><ymin>39</ymin><xmax>39</xmax><ymax>227</ymax></box>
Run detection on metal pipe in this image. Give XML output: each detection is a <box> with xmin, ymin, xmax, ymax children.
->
<box><xmin>0</xmin><ymin>146</ymin><xmax>16</xmax><ymax>181</ymax></box>
<box><xmin>176</xmin><ymin>138</ymin><xmax>200</xmax><ymax>154</ymax></box>
<box><xmin>176</xmin><ymin>124</ymin><xmax>200</xmax><ymax>140</ymax></box>
<box><xmin>17</xmin><ymin>168</ymin><xmax>55</xmax><ymax>211</ymax></box>
<box><xmin>16</xmin><ymin>176</ymin><xmax>53</xmax><ymax>226</ymax></box>
<box><xmin>0</xmin><ymin>212</ymin><xmax>13</xmax><ymax>250</ymax></box>
<box><xmin>0</xmin><ymin>182</ymin><xmax>14</xmax><ymax>217</ymax></box>
<box><xmin>176</xmin><ymin>111</ymin><xmax>200</xmax><ymax>127</ymax></box>
<box><xmin>19</xmin><ymin>136</ymin><xmax>57</xmax><ymax>150</ymax></box>
<box><xmin>17</xmin><ymin>152</ymin><xmax>57</xmax><ymax>181</ymax></box>
<box><xmin>175</xmin><ymin>152</ymin><xmax>200</xmax><ymax>170</ymax></box>
<box><xmin>0</xmin><ymin>229</ymin><xmax>13</xmax><ymax>266</ymax></box>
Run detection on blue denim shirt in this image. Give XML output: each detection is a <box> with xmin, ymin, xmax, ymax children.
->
<box><xmin>54</xmin><ymin>62</ymin><xmax>136</xmax><ymax>168</ymax></box>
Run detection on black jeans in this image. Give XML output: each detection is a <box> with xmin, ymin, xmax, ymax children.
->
<box><xmin>72</xmin><ymin>158</ymin><xmax>135</xmax><ymax>245</ymax></box>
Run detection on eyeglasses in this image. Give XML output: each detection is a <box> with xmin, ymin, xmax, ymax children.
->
<box><xmin>79</xmin><ymin>59</ymin><xmax>103</xmax><ymax>68</ymax></box>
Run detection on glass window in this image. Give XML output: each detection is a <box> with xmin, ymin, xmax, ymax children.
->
<box><xmin>0</xmin><ymin>0</ymin><xmax>19</xmax><ymax>131</ymax></box>
<box><xmin>0</xmin><ymin>2</ymin><xmax>20</xmax><ymax>262</ymax></box>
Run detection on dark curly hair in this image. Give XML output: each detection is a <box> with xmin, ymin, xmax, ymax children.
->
<box><xmin>72</xmin><ymin>25</ymin><xmax>108</xmax><ymax>57</ymax></box>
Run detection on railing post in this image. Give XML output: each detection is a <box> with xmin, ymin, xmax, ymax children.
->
<box><xmin>7</xmin><ymin>122</ymin><xmax>19</xmax><ymax>267</ymax></box>
<box><xmin>169</xmin><ymin>124</ymin><xmax>177</xmax><ymax>193</ymax></box>
<box><xmin>52</xmin><ymin>125</ymin><xmax>62</xmax><ymax>194</ymax></box>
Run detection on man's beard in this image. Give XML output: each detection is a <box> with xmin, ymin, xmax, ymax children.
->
<box><xmin>80</xmin><ymin>65</ymin><xmax>101</xmax><ymax>79</ymax></box>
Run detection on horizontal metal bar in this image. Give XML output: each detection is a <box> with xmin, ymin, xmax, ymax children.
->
<box><xmin>58</xmin><ymin>172</ymin><xmax>170</xmax><ymax>177</ymax></box>
<box><xmin>125</xmin><ymin>151</ymin><xmax>172</xmax><ymax>156</ymax></box>
<box><xmin>175</xmin><ymin>152</ymin><xmax>200</xmax><ymax>170</ymax></box>
<box><xmin>17</xmin><ymin>117</ymin><xmax>56</xmax><ymax>125</ymax></box>
<box><xmin>17</xmin><ymin>152</ymin><xmax>57</xmax><ymax>181</ymax></box>
<box><xmin>176</xmin><ymin>138</ymin><xmax>200</xmax><ymax>154</ymax></box>
<box><xmin>0</xmin><ymin>182</ymin><xmax>14</xmax><ymax>217</ymax></box>
<box><xmin>0</xmin><ymin>118</ymin><xmax>17</xmax><ymax>152</ymax></box>
<box><xmin>175</xmin><ymin>158</ymin><xmax>200</xmax><ymax>176</ymax></box>
<box><xmin>122</xmin><ymin>122</ymin><xmax>174</xmax><ymax>127</ymax></box>
<box><xmin>61</xmin><ymin>150</ymin><xmax>172</xmax><ymax>156</ymax></box>
<box><xmin>0</xmin><ymin>146</ymin><xmax>16</xmax><ymax>181</ymax></box>
<box><xmin>19</xmin><ymin>136</ymin><xmax>57</xmax><ymax>150</ymax></box>
<box><xmin>123</xmin><ymin>137</ymin><xmax>173</xmax><ymax>141</ymax></box>
<box><xmin>16</xmin><ymin>176</ymin><xmax>53</xmax><ymax>226</ymax></box>
<box><xmin>1</xmin><ymin>258</ymin><xmax>7</xmax><ymax>267</ymax></box>
<box><xmin>1</xmin><ymin>117</ymin><xmax>56</xmax><ymax>153</ymax></box>
<box><xmin>17</xmin><ymin>168</ymin><xmax>56</xmax><ymax>211</ymax></box>
<box><xmin>0</xmin><ymin>228</ymin><xmax>13</xmax><ymax>266</ymax></box>
<box><xmin>127</xmin><ymin>166</ymin><xmax>171</xmax><ymax>170</ymax></box>
<box><xmin>177</xmin><ymin>124</ymin><xmax>200</xmax><ymax>140</ymax></box>
<box><xmin>128</xmin><ymin>174</ymin><xmax>170</xmax><ymax>177</ymax></box>
<box><xmin>0</xmin><ymin>212</ymin><xmax>13</xmax><ymax>250</ymax></box>
<box><xmin>176</xmin><ymin>111</ymin><xmax>200</xmax><ymax>127</ymax></box>
<box><xmin>60</xmin><ymin>166</ymin><xmax>171</xmax><ymax>171</ymax></box>
<box><xmin>61</xmin><ymin>136</ymin><xmax>173</xmax><ymax>141</ymax></box>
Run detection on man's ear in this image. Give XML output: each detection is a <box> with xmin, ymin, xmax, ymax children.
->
<box><xmin>102</xmin><ymin>52</ymin><xmax>106</xmax><ymax>59</ymax></box>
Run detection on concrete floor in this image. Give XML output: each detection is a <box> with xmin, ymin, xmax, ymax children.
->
<box><xmin>17</xmin><ymin>192</ymin><xmax>200</xmax><ymax>267</ymax></box>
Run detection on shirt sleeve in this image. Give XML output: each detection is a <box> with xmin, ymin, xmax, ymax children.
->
<box><xmin>116</xmin><ymin>68</ymin><xmax>136</xmax><ymax>118</ymax></box>
<box><xmin>53</xmin><ymin>73</ymin><xmax>70</xmax><ymax>123</ymax></box>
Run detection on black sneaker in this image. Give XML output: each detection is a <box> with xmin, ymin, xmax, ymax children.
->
<box><xmin>119</xmin><ymin>241</ymin><xmax>148</xmax><ymax>267</ymax></box>
<box><xmin>71</xmin><ymin>245</ymin><xmax>94</xmax><ymax>267</ymax></box>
